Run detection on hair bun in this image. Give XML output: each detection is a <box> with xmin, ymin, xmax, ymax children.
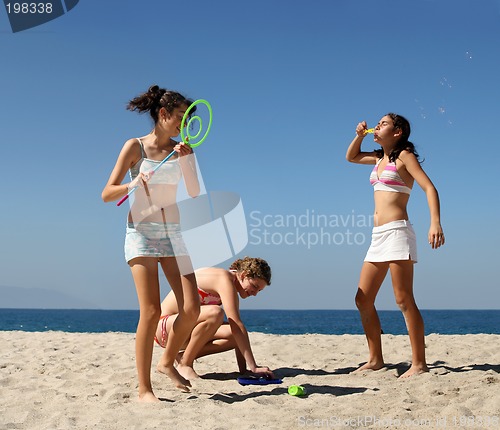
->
<box><xmin>147</xmin><ymin>85</ymin><xmax>167</xmax><ymax>103</ymax></box>
<box><xmin>148</xmin><ymin>85</ymin><xmax>160</xmax><ymax>94</ymax></box>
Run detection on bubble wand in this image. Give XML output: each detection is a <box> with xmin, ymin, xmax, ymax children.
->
<box><xmin>116</xmin><ymin>99</ymin><xmax>213</xmax><ymax>207</ymax></box>
<box><xmin>364</xmin><ymin>128</ymin><xmax>374</xmax><ymax>134</ymax></box>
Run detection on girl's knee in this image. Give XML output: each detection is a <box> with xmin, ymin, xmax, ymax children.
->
<box><xmin>396</xmin><ymin>301</ymin><xmax>408</xmax><ymax>313</ymax></box>
<box><xmin>140</xmin><ymin>304</ymin><xmax>161</xmax><ymax>324</ymax></box>
<box><xmin>394</xmin><ymin>295</ymin><xmax>416</xmax><ymax>313</ymax></box>
<box><xmin>355</xmin><ymin>289</ymin><xmax>373</xmax><ymax>310</ymax></box>
<box><xmin>182</xmin><ymin>303</ymin><xmax>201</xmax><ymax>324</ymax></box>
<box><xmin>205</xmin><ymin>306</ymin><xmax>224</xmax><ymax>324</ymax></box>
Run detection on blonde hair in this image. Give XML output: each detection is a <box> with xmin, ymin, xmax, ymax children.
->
<box><xmin>229</xmin><ymin>256</ymin><xmax>272</xmax><ymax>285</ymax></box>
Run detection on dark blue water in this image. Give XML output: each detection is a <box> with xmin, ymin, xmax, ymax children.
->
<box><xmin>0</xmin><ymin>309</ymin><xmax>499</xmax><ymax>335</ymax></box>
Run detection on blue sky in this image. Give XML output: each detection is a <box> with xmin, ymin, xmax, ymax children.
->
<box><xmin>1</xmin><ymin>0</ymin><xmax>499</xmax><ymax>310</ymax></box>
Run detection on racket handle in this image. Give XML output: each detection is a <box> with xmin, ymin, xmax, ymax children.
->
<box><xmin>116</xmin><ymin>149</ymin><xmax>176</xmax><ymax>208</ymax></box>
<box><xmin>116</xmin><ymin>195</ymin><xmax>129</xmax><ymax>206</ymax></box>
<box><xmin>116</xmin><ymin>186</ymin><xmax>138</xmax><ymax>206</ymax></box>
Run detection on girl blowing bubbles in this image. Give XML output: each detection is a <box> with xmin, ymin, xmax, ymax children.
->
<box><xmin>346</xmin><ymin>113</ymin><xmax>444</xmax><ymax>378</ymax></box>
<box><xmin>102</xmin><ymin>85</ymin><xmax>200</xmax><ymax>401</ymax></box>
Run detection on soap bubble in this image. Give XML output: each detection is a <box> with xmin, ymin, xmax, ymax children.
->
<box><xmin>440</xmin><ymin>77</ymin><xmax>452</xmax><ymax>89</ymax></box>
<box><xmin>414</xmin><ymin>98</ymin><xmax>427</xmax><ymax>120</ymax></box>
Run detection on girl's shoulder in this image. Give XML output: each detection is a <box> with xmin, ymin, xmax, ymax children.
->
<box><xmin>122</xmin><ymin>137</ymin><xmax>144</xmax><ymax>155</ymax></box>
<box><xmin>196</xmin><ymin>266</ymin><xmax>230</xmax><ymax>276</ymax></box>
<box><xmin>397</xmin><ymin>149</ymin><xmax>419</xmax><ymax>164</ymax></box>
<box><xmin>119</xmin><ymin>138</ymin><xmax>145</xmax><ymax>169</ymax></box>
<box><xmin>195</xmin><ymin>267</ymin><xmax>232</xmax><ymax>290</ymax></box>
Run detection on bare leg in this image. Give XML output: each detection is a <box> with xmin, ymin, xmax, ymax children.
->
<box><xmin>176</xmin><ymin>305</ymin><xmax>224</xmax><ymax>380</ymax></box>
<box><xmin>194</xmin><ymin>338</ymin><xmax>235</xmax><ymax>357</ymax></box>
<box><xmin>354</xmin><ymin>261</ymin><xmax>389</xmax><ymax>372</ymax></box>
<box><xmin>129</xmin><ymin>258</ymin><xmax>162</xmax><ymax>403</ymax></box>
<box><xmin>190</xmin><ymin>323</ymin><xmax>247</xmax><ymax>373</ymax></box>
<box><xmin>156</xmin><ymin>256</ymin><xmax>200</xmax><ymax>391</ymax></box>
<box><xmin>389</xmin><ymin>261</ymin><xmax>429</xmax><ymax>378</ymax></box>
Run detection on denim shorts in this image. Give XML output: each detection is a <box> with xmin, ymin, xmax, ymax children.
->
<box><xmin>124</xmin><ymin>222</ymin><xmax>189</xmax><ymax>263</ymax></box>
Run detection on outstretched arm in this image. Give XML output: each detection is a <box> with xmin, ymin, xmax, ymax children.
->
<box><xmin>217</xmin><ymin>277</ymin><xmax>274</xmax><ymax>377</ymax></box>
<box><xmin>400</xmin><ymin>151</ymin><xmax>445</xmax><ymax>249</ymax></box>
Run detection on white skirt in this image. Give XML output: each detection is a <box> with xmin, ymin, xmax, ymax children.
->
<box><xmin>364</xmin><ymin>220</ymin><xmax>417</xmax><ymax>263</ymax></box>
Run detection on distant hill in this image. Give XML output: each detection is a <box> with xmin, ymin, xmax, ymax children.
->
<box><xmin>0</xmin><ymin>286</ymin><xmax>97</xmax><ymax>309</ymax></box>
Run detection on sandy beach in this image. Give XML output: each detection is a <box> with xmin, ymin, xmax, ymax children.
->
<box><xmin>1</xmin><ymin>331</ymin><xmax>499</xmax><ymax>430</ymax></box>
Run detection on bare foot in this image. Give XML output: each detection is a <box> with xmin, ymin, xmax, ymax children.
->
<box><xmin>352</xmin><ymin>360</ymin><xmax>385</xmax><ymax>373</ymax></box>
<box><xmin>157</xmin><ymin>364</ymin><xmax>192</xmax><ymax>392</ymax></box>
<box><xmin>138</xmin><ymin>391</ymin><xmax>160</xmax><ymax>403</ymax></box>
<box><xmin>399</xmin><ymin>364</ymin><xmax>429</xmax><ymax>379</ymax></box>
<box><xmin>177</xmin><ymin>363</ymin><xmax>201</xmax><ymax>381</ymax></box>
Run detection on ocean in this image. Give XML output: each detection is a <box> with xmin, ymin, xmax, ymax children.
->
<box><xmin>0</xmin><ymin>309</ymin><xmax>499</xmax><ymax>335</ymax></box>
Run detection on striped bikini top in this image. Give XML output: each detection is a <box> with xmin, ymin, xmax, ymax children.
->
<box><xmin>129</xmin><ymin>139</ymin><xmax>182</xmax><ymax>185</ymax></box>
<box><xmin>369</xmin><ymin>158</ymin><xmax>411</xmax><ymax>194</ymax></box>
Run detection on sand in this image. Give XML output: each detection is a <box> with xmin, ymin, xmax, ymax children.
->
<box><xmin>1</xmin><ymin>331</ymin><xmax>499</xmax><ymax>429</ymax></box>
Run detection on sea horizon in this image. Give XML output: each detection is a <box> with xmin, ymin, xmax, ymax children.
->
<box><xmin>1</xmin><ymin>308</ymin><xmax>499</xmax><ymax>336</ymax></box>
